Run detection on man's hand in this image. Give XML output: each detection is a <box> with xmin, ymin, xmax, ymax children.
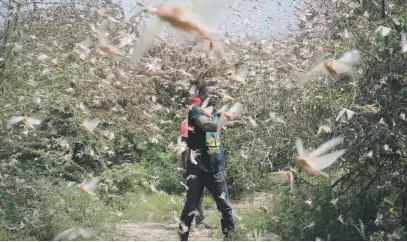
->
<box><xmin>221</xmin><ymin>112</ymin><xmax>247</xmax><ymax>124</ymax></box>
<box><xmin>222</xmin><ymin>112</ymin><xmax>235</xmax><ymax>121</ymax></box>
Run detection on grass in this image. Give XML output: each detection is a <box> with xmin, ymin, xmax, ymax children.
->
<box><xmin>103</xmin><ymin>190</ymin><xmax>271</xmax><ymax>240</ymax></box>
<box><xmin>111</xmin><ymin>192</ymin><xmax>186</xmax><ymax>223</ymax></box>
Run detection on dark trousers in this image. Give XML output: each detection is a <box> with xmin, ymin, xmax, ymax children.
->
<box><xmin>179</xmin><ymin>170</ymin><xmax>235</xmax><ymax>241</ymax></box>
<box><xmin>183</xmin><ymin>188</ymin><xmax>205</xmax><ymax>224</ymax></box>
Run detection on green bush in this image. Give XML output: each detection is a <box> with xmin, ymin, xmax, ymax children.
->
<box><xmin>0</xmin><ymin>177</ymin><xmax>115</xmax><ymax>240</ymax></box>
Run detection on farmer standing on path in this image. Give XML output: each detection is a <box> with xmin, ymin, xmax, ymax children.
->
<box><xmin>178</xmin><ymin>97</ymin><xmax>212</xmax><ymax>230</ymax></box>
<box><xmin>178</xmin><ymin>84</ymin><xmax>235</xmax><ymax>241</ymax></box>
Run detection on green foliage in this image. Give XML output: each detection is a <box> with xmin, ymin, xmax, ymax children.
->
<box><xmin>110</xmin><ymin>192</ymin><xmax>184</xmax><ymax>222</ymax></box>
<box><xmin>0</xmin><ymin>177</ymin><xmax>115</xmax><ymax>240</ymax></box>
<box><xmin>257</xmin><ymin>2</ymin><xmax>407</xmax><ymax>240</ymax></box>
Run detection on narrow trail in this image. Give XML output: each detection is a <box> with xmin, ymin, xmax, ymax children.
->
<box><xmin>114</xmin><ymin>221</ymin><xmax>215</xmax><ymax>241</ymax></box>
<box><xmin>112</xmin><ymin>193</ymin><xmax>272</xmax><ymax>241</ymax></box>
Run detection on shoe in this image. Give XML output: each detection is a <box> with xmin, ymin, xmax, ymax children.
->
<box><xmin>223</xmin><ymin>230</ymin><xmax>236</xmax><ymax>241</ymax></box>
<box><xmin>179</xmin><ymin>228</ymin><xmax>190</xmax><ymax>241</ymax></box>
<box><xmin>223</xmin><ymin>233</ymin><xmax>235</xmax><ymax>241</ymax></box>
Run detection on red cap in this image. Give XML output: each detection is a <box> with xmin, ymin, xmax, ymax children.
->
<box><xmin>189</xmin><ymin>97</ymin><xmax>201</xmax><ymax>105</ymax></box>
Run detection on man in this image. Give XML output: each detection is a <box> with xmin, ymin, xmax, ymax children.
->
<box><xmin>178</xmin><ymin>97</ymin><xmax>211</xmax><ymax>229</ymax></box>
<box><xmin>179</xmin><ymin>83</ymin><xmax>235</xmax><ymax>241</ymax></box>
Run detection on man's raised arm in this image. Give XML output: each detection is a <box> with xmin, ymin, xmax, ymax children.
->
<box><xmin>194</xmin><ymin>115</ymin><xmax>219</xmax><ymax>132</ymax></box>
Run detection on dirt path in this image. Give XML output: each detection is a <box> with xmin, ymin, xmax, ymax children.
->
<box><xmin>112</xmin><ymin>193</ymin><xmax>271</xmax><ymax>241</ymax></box>
<box><xmin>114</xmin><ymin>222</ymin><xmax>215</xmax><ymax>241</ymax></box>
